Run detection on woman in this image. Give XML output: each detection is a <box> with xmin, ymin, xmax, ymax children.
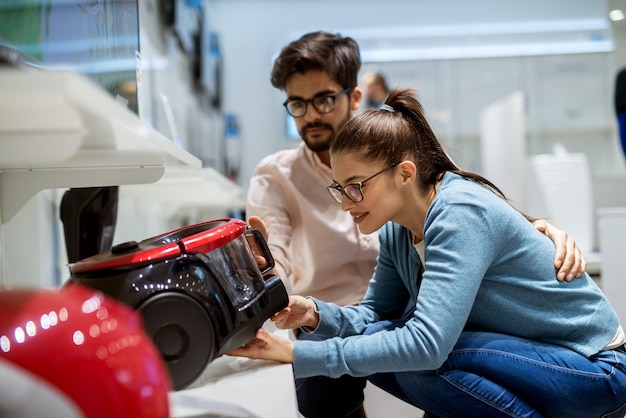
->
<box><xmin>230</xmin><ymin>88</ymin><xmax>626</xmax><ymax>417</ymax></box>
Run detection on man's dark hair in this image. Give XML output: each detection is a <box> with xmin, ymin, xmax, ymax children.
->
<box><xmin>270</xmin><ymin>31</ymin><xmax>361</xmax><ymax>91</ymax></box>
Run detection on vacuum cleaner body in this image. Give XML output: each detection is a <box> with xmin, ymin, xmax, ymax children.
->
<box><xmin>66</xmin><ymin>218</ymin><xmax>289</xmax><ymax>390</ymax></box>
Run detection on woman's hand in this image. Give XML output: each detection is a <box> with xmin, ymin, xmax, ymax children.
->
<box><xmin>533</xmin><ymin>219</ymin><xmax>587</xmax><ymax>281</ymax></box>
<box><xmin>226</xmin><ymin>327</ymin><xmax>294</xmax><ymax>364</ymax></box>
<box><xmin>226</xmin><ymin>295</ymin><xmax>317</xmax><ymax>364</ymax></box>
<box><xmin>270</xmin><ymin>295</ymin><xmax>320</xmax><ymax>330</ymax></box>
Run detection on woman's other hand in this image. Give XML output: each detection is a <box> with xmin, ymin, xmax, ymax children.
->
<box><xmin>270</xmin><ymin>295</ymin><xmax>320</xmax><ymax>330</ymax></box>
<box><xmin>533</xmin><ymin>219</ymin><xmax>587</xmax><ymax>281</ymax></box>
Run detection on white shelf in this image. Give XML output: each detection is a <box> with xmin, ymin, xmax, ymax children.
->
<box><xmin>121</xmin><ymin>166</ymin><xmax>245</xmax><ymax>210</ymax></box>
<box><xmin>113</xmin><ymin>167</ymin><xmax>246</xmax><ymax>244</ymax></box>
<box><xmin>0</xmin><ymin>68</ymin><xmax>202</xmax><ymax>223</ymax></box>
<box><xmin>170</xmin><ymin>326</ymin><xmax>299</xmax><ymax>418</ymax></box>
<box><xmin>171</xmin><ymin>360</ymin><xmax>298</xmax><ymax>418</ymax></box>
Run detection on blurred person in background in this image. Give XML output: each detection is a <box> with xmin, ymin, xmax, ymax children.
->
<box><xmin>361</xmin><ymin>71</ymin><xmax>390</xmax><ymax>110</ymax></box>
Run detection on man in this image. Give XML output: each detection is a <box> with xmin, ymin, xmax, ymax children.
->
<box><xmin>246</xmin><ymin>30</ymin><xmax>586</xmax><ymax>418</ymax></box>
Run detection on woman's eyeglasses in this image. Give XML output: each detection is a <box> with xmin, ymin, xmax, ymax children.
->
<box><xmin>283</xmin><ymin>88</ymin><xmax>352</xmax><ymax>118</ymax></box>
<box><xmin>327</xmin><ymin>163</ymin><xmax>399</xmax><ymax>204</ymax></box>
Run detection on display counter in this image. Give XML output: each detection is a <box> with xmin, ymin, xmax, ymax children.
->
<box><xmin>170</xmin><ymin>326</ymin><xmax>299</xmax><ymax>418</ymax></box>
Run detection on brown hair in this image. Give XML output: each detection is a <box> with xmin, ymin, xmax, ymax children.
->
<box><xmin>331</xmin><ymin>87</ymin><xmax>535</xmax><ymax>220</ymax></box>
<box><xmin>270</xmin><ymin>31</ymin><xmax>361</xmax><ymax>91</ymax></box>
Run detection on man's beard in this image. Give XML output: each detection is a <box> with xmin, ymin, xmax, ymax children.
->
<box><xmin>300</xmin><ymin>113</ymin><xmax>351</xmax><ymax>153</ymax></box>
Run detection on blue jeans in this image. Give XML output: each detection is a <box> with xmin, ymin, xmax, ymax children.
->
<box><xmin>365</xmin><ymin>320</ymin><xmax>626</xmax><ymax>418</ymax></box>
<box><xmin>295</xmin><ymin>330</ymin><xmax>367</xmax><ymax>418</ymax></box>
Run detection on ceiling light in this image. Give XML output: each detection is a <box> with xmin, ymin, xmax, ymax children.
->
<box><xmin>609</xmin><ymin>9</ymin><xmax>625</xmax><ymax>21</ymax></box>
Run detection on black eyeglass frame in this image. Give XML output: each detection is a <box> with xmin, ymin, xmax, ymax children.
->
<box><xmin>327</xmin><ymin>162</ymin><xmax>400</xmax><ymax>204</ymax></box>
<box><xmin>282</xmin><ymin>87</ymin><xmax>352</xmax><ymax>118</ymax></box>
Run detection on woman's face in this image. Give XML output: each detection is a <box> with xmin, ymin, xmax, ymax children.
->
<box><xmin>329</xmin><ymin>152</ymin><xmax>404</xmax><ymax>234</ymax></box>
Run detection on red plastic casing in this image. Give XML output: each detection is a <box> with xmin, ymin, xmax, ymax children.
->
<box><xmin>0</xmin><ymin>284</ymin><xmax>172</xmax><ymax>417</ymax></box>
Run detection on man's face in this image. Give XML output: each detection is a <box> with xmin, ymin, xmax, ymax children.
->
<box><xmin>284</xmin><ymin>70</ymin><xmax>361</xmax><ymax>153</ymax></box>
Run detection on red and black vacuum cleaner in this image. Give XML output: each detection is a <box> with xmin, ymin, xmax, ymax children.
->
<box><xmin>65</xmin><ymin>218</ymin><xmax>289</xmax><ymax>390</ymax></box>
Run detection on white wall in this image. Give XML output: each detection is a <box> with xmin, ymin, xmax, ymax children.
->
<box><xmin>0</xmin><ymin>190</ymin><xmax>64</xmax><ymax>288</ymax></box>
<box><xmin>138</xmin><ymin>1</ymin><xmax>224</xmax><ymax>171</ymax></box>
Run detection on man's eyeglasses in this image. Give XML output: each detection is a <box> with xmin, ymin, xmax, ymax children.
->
<box><xmin>327</xmin><ymin>162</ymin><xmax>400</xmax><ymax>204</ymax></box>
<box><xmin>283</xmin><ymin>88</ymin><xmax>352</xmax><ymax>118</ymax></box>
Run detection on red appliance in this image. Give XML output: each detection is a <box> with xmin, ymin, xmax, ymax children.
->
<box><xmin>0</xmin><ymin>284</ymin><xmax>171</xmax><ymax>418</ymax></box>
<box><xmin>65</xmin><ymin>218</ymin><xmax>289</xmax><ymax>390</ymax></box>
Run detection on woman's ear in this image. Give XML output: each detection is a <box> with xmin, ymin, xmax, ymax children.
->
<box><xmin>397</xmin><ymin>160</ymin><xmax>416</xmax><ymax>186</ymax></box>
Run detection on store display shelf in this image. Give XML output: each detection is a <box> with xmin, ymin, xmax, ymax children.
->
<box><xmin>0</xmin><ymin>68</ymin><xmax>202</xmax><ymax>223</ymax></box>
<box><xmin>170</xmin><ymin>326</ymin><xmax>298</xmax><ymax>418</ymax></box>
<box><xmin>121</xmin><ymin>166</ymin><xmax>245</xmax><ymax>209</ymax></box>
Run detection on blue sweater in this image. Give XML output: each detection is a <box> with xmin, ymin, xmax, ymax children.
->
<box><xmin>294</xmin><ymin>172</ymin><xmax>619</xmax><ymax>378</ymax></box>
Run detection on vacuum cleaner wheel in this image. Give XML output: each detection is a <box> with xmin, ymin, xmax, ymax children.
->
<box><xmin>138</xmin><ymin>292</ymin><xmax>218</xmax><ymax>390</ymax></box>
